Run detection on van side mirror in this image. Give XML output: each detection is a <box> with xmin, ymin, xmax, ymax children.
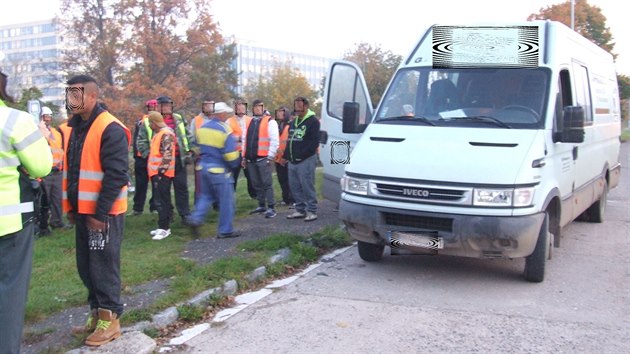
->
<box><xmin>560</xmin><ymin>106</ymin><xmax>585</xmax><ymax>143</ymax></box>
<box><xmin>342</xmin><ymin>102</ymin><xmax>367</xmax><ymax>134</ymax></box>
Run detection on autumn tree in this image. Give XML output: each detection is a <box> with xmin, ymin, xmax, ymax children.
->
<box><xmin>343</xmin><ymin>43</ymin><xmax>402</xmax><ymax>107</ymax></box>
<box><xmin>59</xmin><ymin>0</ymin><xmax>237</xmax><ymax>126</ymax></box>
<box><xmin>243</xmin><ymin>61</ymin><xmax>317</xmax><ymax>115</ymax></box>
<box><xmin>528</xmin><ymin>0</ymin><xmax>629</xmax><ymax>101</ymax></box>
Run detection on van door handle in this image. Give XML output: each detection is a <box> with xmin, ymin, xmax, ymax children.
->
<box><xmin>572</xmin><ymin>146</ymin><xmax>578</xmax><ymax>160</ymax></box>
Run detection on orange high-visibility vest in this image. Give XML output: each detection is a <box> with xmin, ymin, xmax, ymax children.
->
<box><xmin>275</xmin><ymin>123</ymin><xmax>289</xmax><ymax>163</ymax></box>
<box><xmin>192</xmin><ymin>114</ymin><xmax>205</xmax><ymax>140</ymax></box>
<box><xmin>47</xmin><ymin>128</ymin><xmax>64</xmax><ymax>170</ymax></box>
<box><xmin>147</xmin><ymin>128</ymin><xmax>175</xmax><ymax>178</ymax></box>
<box><xmin>226</xmin><ymin>115</ymin><xmax>251</xmax><ymax>152</ymax></box>
<box><xmin>62</xmin><ymin>111</ymin><xmax>131</xmax><ymax>215</ymax></box>
<box><xmin>58</xmin><ymin>122</ymin><xmax>72</xmax><ymax>151</ymax></box>
<box><xmin>242</xmin><ymin>115</ymin><xmax>270</xmax><ymax>157</ymax></box>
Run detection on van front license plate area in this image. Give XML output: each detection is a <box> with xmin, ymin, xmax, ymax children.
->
<box><xmin>390</xmin><ymin>231</ymin><xmax>443</xmax><ymax>250</ymax></box>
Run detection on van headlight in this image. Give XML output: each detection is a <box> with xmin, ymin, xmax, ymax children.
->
<box><xmin>341</xmin><ymin>175</ymin><xmax>369</xmax><ymax>195</ymax></box>
<box><xmin>473</xmin><ymin>187</ymin><xmax>534</xmax><ymax>207</ymax></box>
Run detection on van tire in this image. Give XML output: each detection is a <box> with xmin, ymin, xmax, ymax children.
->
<box><xmin>585</xmin><ymin>179</ymin><xmax>608</xmax><ymax>223</ymax></box>
<box><xmin>357</xmin><ymin>241</ymin><xmax>384</xmax><ymax>262</ymax></box>
<box><xmin>524</xmin><ymin>213</ymin><xmax>549</xmax><ymax>283</ymax></box>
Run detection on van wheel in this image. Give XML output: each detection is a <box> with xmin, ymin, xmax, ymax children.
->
<box><xmin>357</xmin><ymin>241</ymin><xmax>384</xmax><ymax>262</ymax></box>
<box><xmin>585</xmin><ymin>180</ymin><xmax>608</xmax><ymax>223</ymax></box>
<box><xmin>524</xmin><ymin>213</ymin><xmax>550</xmax><ymax>283</ymax></box>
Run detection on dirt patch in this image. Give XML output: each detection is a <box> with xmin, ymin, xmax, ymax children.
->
<box><xmin>22</xmin><ymin>199</ymin><xmax>341</xmax><ymax>353</ymax></box>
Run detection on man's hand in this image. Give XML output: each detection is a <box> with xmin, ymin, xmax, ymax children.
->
<box><xmin>86</xmin><ymin>215</ymin><xmax>105</xmax><ymax>231</ymax></box>
<box><xmin>241</xmin><ymin>159</ymin><xmax>247</xmax><ymax>168</ymax></box>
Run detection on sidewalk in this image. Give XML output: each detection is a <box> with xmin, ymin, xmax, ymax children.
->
<box><xmin>22</xmin><ymin>198</ymin><xmax>341</xmax><ymax>354</ymax></box>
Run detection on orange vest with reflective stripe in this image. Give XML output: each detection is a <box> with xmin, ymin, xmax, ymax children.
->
<box><xmin>148</xmin><ymin>128</ymin><xmax>175</xmax><ymax>178</ymax></box>
<box><xmin>243</xmin><ymin>115</ymin><xmax>270</xmax><ymax>157</ymax></box>
<box><xmin>275</xmin><ymin>123</ymin><xmax>289</xmax><ymax>163</ymax></box>
<box><xmin>47</xmin><ymin>128</ymin><xmax>64</xmax><ymax>170</ymax></box>
<box><xmin>62</xmin><ymin>112</ymin><xmax>131</xmax><ymax>215</ymax></box>
<box><xmin>227</xmin><ymin>115</ymin><xmax>251</xmax><ymax>152</ymax></box>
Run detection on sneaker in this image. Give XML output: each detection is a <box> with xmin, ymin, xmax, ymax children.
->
<box><xmin>286</xmin><ymin>211</ymin><xmax>306</xmax><ymax>219</ymax></box>
<box><xmin>217</xmin><ymin>230</ymin><xmax>241</xmax><ymax>238</ymax></box>
<box><xmin>131</xmin><ymin>210</ymin><xmax>143</xmax><ymax>216</ymax></box>
<box><xmin>249</xmin><ymin>206</ymin><xmax>266</xmax><ymax>215</ymax></box>
<box><xmin>188</xmin><ymin>223</ymin><xmax>201</xmax><ymax>239</ymax></box>
<box><xmin>304</xmin><ymin>212</ymin><xmax>318</xmax><ymax>222</ymax></box>
<box><xmin>150</xmin><ymin>228</ymin><xmax>159</xmax><ymax>236</ymax></box>
<box><xmin>265</xmin><ymin>208</ymin><xmax>277</xmax><ymax>218</ymax></box>
<box><xmin>152</xmin><ymin>229</ymin><xmax>171</xmax><ymax>240</ymax></box>
<box><xmin>289</xmin><ymin>203</ymin><xmax>296</xmax><ymax>210</ymax></box>
<box><xmin>37</xmin><ymin>228</ymin><xmax>51</xmax><ymax>236</ymax></box>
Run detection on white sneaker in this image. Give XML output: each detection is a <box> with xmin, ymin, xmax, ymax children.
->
<box><xmin>150</xmin><ymin>229</ymin><xmax>159</xmax><ymax>236</ymax></box>
<box><xmin>152</xmin><ymin>229</ymin><xmax>171</xmax><ymax>240</ymax></box>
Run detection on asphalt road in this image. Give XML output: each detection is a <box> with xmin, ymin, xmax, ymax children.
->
<box><xmin>171</xmin><ymin>143</ymin><xmax>629</xmax><ymax>354</ymax></box>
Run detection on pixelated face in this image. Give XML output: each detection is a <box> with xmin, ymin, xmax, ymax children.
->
<box><xmin>294</xmin><ymin>99</ymin><xmax>306</xmax><ymax>115</ymax></box>
<box><xmin>159</xmin><ymin>102</ymin><xmax>173</xmax><ymax>115</ymax></box>
<box><xmin>253</xmin><ymin>103</ymin><xmax>264</xmax><ymax>116</ymax></box>
<box><xmin>275</xmin><ymin>109</ymin><xmax>286</xmax><ymax>121</ymax></box>
<box><xmin>147</xmin><ymin>103</ymin><xmax>158</xmax><ymax>112</ymax></box>
<box><xmin>235</xmin><ymin>103</ymin><xmax>247</xmax><ymax>116</ymax></box>
<box><xmin>65</xmin><ymin>86</ymin><xmax>85</xmax><ymax>113</ymax></box>
<box><xmin>41</xmin><ymin>114</ymin><xmax>53</xmax><ymax>127</ymax></box>
<box><xmin>202</xmin><ymin>101</ymin><xmax>215</xmax><ymax>115</ymax></box>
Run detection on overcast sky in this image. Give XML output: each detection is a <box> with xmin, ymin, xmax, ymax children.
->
<box><xmin>1</xmin><ymin>0</ymin><xmax>628</xmax><ymax>75</ymax></box>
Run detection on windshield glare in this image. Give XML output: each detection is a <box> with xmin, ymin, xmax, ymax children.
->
<box><xmin>376</xmin><ymin>67</ymin><xmax>550</xmax><ymax>129</ymax></box>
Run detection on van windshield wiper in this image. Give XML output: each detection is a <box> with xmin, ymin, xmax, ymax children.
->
<box><xmin>377</xmin><ymin>116</ymin><xmax>436</xmax><ymax>126</ymax></box>
<box><xmin>443</xmin><ymin>116</ymin><xmax>511</xmax><ymax>129</ymax></box>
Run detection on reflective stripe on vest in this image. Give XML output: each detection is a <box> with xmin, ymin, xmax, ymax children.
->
<box><xmin>62</xmin><ymin>111</ymin><xmax>131</xmax><ymax>214</ymax></box>
<box><xmin>0</xmin><ymin>201</ymin><xmax>34</xmax><ymax>216</ymax></box>
<box><xmin>147</xmin><ymin>129</ymin><xmax>176</xmax><ymax>178</ymax></box>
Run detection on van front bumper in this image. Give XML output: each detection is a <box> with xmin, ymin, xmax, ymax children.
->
<box><xmin>339</xmin><ymin>199</ymin><xmax>544</xmax><ymax>259</ymax></box>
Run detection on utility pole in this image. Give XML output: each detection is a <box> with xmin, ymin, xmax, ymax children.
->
<box><xmin>571</xmin><ymin>0</ymin><xmax>575</xmax><ymax>30</ymax></box>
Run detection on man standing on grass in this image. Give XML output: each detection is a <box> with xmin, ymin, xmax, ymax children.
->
<box><xmin>63</xmin><ymin>75</ymin><xmax>130</xmax><ymax>347</ymax></box>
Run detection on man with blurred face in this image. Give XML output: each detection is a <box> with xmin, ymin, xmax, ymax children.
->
<box><xmin>131</xmin><ymin>99</ymin><xmax>159</xmax><ymax>216</ymax></box>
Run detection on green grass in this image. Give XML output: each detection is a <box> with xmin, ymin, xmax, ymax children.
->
<box><xmin>621</xmin><ymin>128</ymin><xmax>630</xmax><ymax>142</ymax></box>
<box><xmin>26</xmin><ymin>168</ymin><xmax>344</xmax><ymax>327</ymax></box>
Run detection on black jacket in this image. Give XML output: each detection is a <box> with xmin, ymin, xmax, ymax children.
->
<box><xmin>66</xmin><ymin>105</ymin><xmax>129</xmax><ymax>222</ymax></box>
<box><xmin>286</xmin><ymin>110</ymin><xmax>320</xmax><ymax>163</ymax></box>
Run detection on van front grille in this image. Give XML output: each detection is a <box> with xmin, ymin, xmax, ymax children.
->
<box><xmin>383</xmin><ymin>212</ymin><xmax>453</xmax><ymax>232</ymax></box>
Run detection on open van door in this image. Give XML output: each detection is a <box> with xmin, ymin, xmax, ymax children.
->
<box><xmin>320</xmin><ymin>60</ymin><xmax>373</xmax><ymax>204</ymax></box>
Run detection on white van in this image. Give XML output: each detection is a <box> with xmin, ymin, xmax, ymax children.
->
<box><xmin>320</xmin><ymin>20</ymin><xmax>621</xmax><ymax>282</ymax></box>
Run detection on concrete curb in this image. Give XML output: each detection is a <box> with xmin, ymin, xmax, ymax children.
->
<box><xmin>66</xmin><ymin>248</ymin><xmax>292</xmax><ymax>354</ymax></box>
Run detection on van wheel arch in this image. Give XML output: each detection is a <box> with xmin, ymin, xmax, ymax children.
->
<box><xmin>542</xmin><ymin>192</ymin><xmax>562</xmax><ymax>248</ymax></box>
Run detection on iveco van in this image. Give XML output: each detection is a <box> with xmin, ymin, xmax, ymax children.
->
<box><xmin>319</xmin><ymin>21</ymin><xmax>621</xmax><ymax>282</ymax></box>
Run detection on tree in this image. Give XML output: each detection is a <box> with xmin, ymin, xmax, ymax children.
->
<box><xmin>528</xmin><ymin>0</ymin><xmax>629</xmax><ymax>102</ymax></box>
<box><xmin>59</xmin><ymin>0</ymin><xmax>237</xmax><ymax>126</ymax></box>
<box><xmin>528</xmin><ymin>0</ymin><xmax>615</xmax><ymax>56</ymax></box>
<box><xmin>343</xmin><ymin>43</ymin><xmax>402</xmax><ymax>107</ymax></box>
<box><xmin>243</xmin><ymin>61</ymin><xmax>317</xmax><ymax>115</ymax></box>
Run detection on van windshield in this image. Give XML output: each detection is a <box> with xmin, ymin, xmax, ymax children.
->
<box><xmin>375</xmin><ymin>67</ymin><xmax>550</xmax><ymax>129</ymax></box>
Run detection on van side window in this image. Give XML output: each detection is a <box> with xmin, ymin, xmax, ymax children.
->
<box><xmin>573</xmin><ymin>64</ymin><xmax>593</xmax><ymax>123</ymax></box>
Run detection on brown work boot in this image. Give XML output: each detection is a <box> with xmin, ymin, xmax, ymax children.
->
<box><xmin>71</xmin><ymin>308</ymin><xmax>98</xmax><ymax>335</ymax></box>
<box><xmin>84</xmin><ymin>308</ymin><xmax>121</xmax><ymax>346</ymax></box>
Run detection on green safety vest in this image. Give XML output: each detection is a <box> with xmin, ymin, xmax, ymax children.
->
<box><xmin>0</xmin><ymin>107</ymin><xmax>53</xmax><ymax>237</ymax></box>
<box><xmin>173</xmin><ymin>113</ymin><xmax>189</xmax><ymax>152</ymax></box>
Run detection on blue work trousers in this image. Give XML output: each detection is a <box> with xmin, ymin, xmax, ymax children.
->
<box><xmin>189</xmin><ymin>169</ymin><xmax>235</xmax><ymax>235</ymax></box>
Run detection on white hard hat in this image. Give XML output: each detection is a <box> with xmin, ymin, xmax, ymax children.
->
<box><xmin>41</xmin><ymin>106</ymin><xmax>53</xmax><ymax>116</ymax></box>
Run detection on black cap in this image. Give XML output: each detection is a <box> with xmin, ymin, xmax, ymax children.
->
<box><xmin>156</xmin><ymin>95</ymin><xmax>173</xmax><ymax>104</ymax></box>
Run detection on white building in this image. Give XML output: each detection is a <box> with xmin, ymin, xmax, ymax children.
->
<box><xmin>0</xmin><ymin>19</ymin><xmax>66</xmax><ymax>110</ymax></box>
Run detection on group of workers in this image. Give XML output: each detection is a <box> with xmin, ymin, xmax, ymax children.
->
<box><xmin>0</xmin><ymin>62</ymin><xmax>321</xmax><ymax>351</ymax></box>
<box><xmin>131</xmin><ymin>95</ymin><xmax>321</xmax><ymax>240</ymax></box>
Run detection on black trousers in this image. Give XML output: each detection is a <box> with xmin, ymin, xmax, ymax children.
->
<box><xmin>275</xmin><ymin>162</ymin><xmax>294</xmax><ymax>204</ymax></box>
<box><xmin>232</xmin><ymin>156</ymin><xmax>256</xmax><ymax>198</ymax></box>
<box><xmin>152</xmin><ymin>175</ymin><xmax>173</xmax><ymax>230</ymax></box>
<box><xmin>0</xmin><ymin>222</ymin><xmax>34</xmax><ymax>354</ymax></box>
<box><xmin>133</xmin><ymin>156</ymin><xmax>153</xmax><ymax>213</ymax></box>
<box><xmin>75</xmin><ymin>213</ymin><xmax>124</xmax><ymax>316</ymax></box>
<box><xmin>173</xmin><ymin>158</ymin><xmax>190</xmax><ymax>218</ymax></box>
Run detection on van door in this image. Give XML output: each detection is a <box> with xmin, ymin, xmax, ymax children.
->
<box><xmin>320</xmin><ymin>60</ymin><xmax>373</xmax><ymax>203</ymax></box>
